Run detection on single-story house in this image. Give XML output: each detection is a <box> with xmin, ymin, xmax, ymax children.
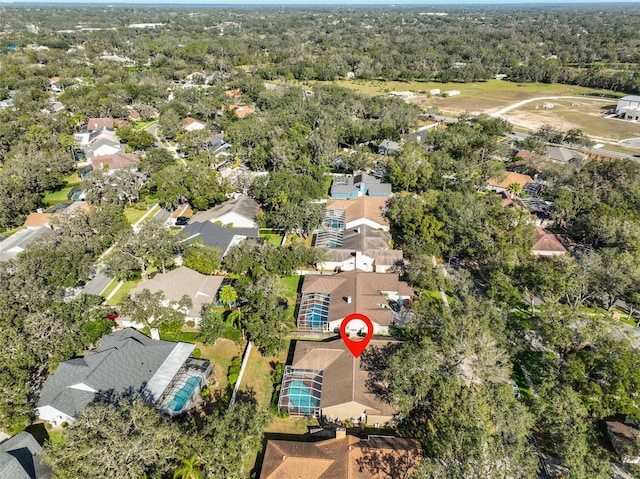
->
<box><xmin>377</xmin><ymin>139</ymin><xmax>400</xmax><ymax>156</ymax></box>
<box><xmin>330</xmin><ymin>173</ymin><xmax>392</xmax><ymax>199</ymax></box>
<box><xmin>190</xmin><ymin>194</ymin><xmax>260</xmax><ymax>228</ymax></box>
<box><xmin>86</xmin><ymin>118</ymin><xmax>125</xmax><ymax>131</ymax></box>
<box><xmin>487</xmin><ymin>172</ymin><xmax>534</xmax><ymax>194</ymax></box>
<box><xmin>0</xmin><ymin>227</ymin><xmax>53</xmax><ymax>263</ymax></box>
<box><xmin>606</xmin><ymin>421</ymin><xmax>640</xmax><ymax>464</ymax></box>
<box><xmin>23</xmin><ymin>212</ymin><xmax>53</xmax><ymax>229</ymax></box>
<box><xmin>260</xmin><ymin>429</ymin><xmax>420</xmax><ymax>478</ymax></box>
<box><xmin>315</xmin><ymin>224</ymin><xmax>402</xmax><ymax>273</ymax></box>
<box><xmin>325</xmin><ymin>197</ymin><xmax>390</xmax><ymax>232</ymax></box>
<box><xmin>0</xmin><ymin>431</ymin><xmax>51</xmax><ymax>479</ymax></box>
<box><xmin>545</xmin><ymin>146</ymin><xmax>586</xmax><ymax>164</ymax></box>
<box><xmin>229</xmin><ymin>105</ymin><xmax>254</xmax><ymax>118</ymax></box>
<box><xmin>616</xmin><ymin>95</ymin><xmax>640</xmax><ymax>120</ymax></box>
<box><xmin>184</xmin><ymin>117</ymin><xmax>206</xmax><ymax>132</ymax></box>
<box><xmin>277</xmin><ymin>337</ymin><xmax>401</xmax><ymax>424</ymax></box>
<box><xmin>127</xmin><ymin>266</ymin><xmax>224</xmax><ymax>325</ymax></box>
<box><xmin>91</xmin><ymin>153</ymin><xmax>139</xmax><ymax>171</ymax></box>
<box><xmin>180</xmin><ymin>222</ymin><xmax>261</xmax><ymax>257</ymax></box>
<box><xmin>297</xmin><ymin>270</ymin><xmax>413</xmax><ymax>335</ymax></box>
<box><xmin>532</xmin><ymin>228</ymin><xmax>569</xmax><ymax>256</ymax></box>
<box><xmin>37</xmin><ymin>328</ymin><xmax>211</xmax><ymax>426</ymax></box>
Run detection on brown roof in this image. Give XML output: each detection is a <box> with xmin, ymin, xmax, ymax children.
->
<box><xmin>87</xmin><ymin>118</ymin><xmax>125</xmax><ymax>131</ymax></box>
<box><xmin>296</xmin><ymin>339</ymin><xmax>398</xmax><ymax>415</ymax></box>
<box><xmin>487</xmin><ymin>171</ymin><xmax>534</xmax><ymax>190</ymax></box>
<box><xmin>260</xmin><ymin>434</ymin><xmax>420</xmax><ymax>479</ymax></box>
<box><xmin>532</xmin><ymin>228</ymin><xmax>569</xmax><ymax>255</ymax></box>
<box><xmin>23</xmin><ymin>212</ymin><xmax>53</xmax><ymax>228</ymax></box>
<box><xmin>325</xmin><ymin>197</ymin><xmax>389</xmax><ymax>229</ymax></box>
<box><xmin>225</xmin><ymin>88</ymin><xmax>242</xmax><ymax>99</ymax></box>
<box><xmin>230</xmin><ymin>105</ymin><xmax>254</xmax><ymax>118</ymax></box>
<box><xmin>301</xmin><ymin>271</ymin><xmax>412</xmax><ymax>327</ymax></box>
<box><xmin>91</xmin><ymin>153</ymin><xmax>139</xmax><ymax>171</ymax></box>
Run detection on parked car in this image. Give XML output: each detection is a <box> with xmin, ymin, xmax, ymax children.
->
<box><xmin>388</xmin><ymin>300</ymin><xmax>401</xmax><ymax>312</ymax></box>
<box><xmin>175</xmin><ymin>216</ymin><xmax>189</xmax><ymax>226</ymax></box>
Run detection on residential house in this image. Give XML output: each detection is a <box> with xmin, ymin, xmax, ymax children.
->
<box><xmin>377</xmin><ymin>139</ymin><xmax>400</xmax><ymax>156</ymax></box>
<box><xmin>22</xmin><ymin>212</ymin><xmax>53</xmax><ymax>229</ymax></box>
<box><xmin>0</xmin><ymin>431</ymin><xmax>51</xmax><ymax>479</ymax></box>
<box><xmin>532</xmin><ymin>227</ymin><xmax>569</xmax><ymax>257</ymax></box>
<box><xmin>37</xmin><ymin>328</ymin><xmax>211</xmax><ymax>426</ymax></box>
<box><xmin>315</xmin><ymin>224</ymin><xmax>402</xmax><ymax>273</ymax></box>
<box><xmin>86</xmin><ymin>118</ymin><xmax>125</xmax><ymax>131</ymax></box>
<box><xmin>545</xmin><ymin>146</ymin><xmax>586</xmax><ymax>164</ymax></box>
<box><xmin>0</xmin><ymin>228</ymin><xmax>53</xmax><ymax>263</ymax></box>
<box><xmin>297</xmin><ymin>270</ymin><xmax>413</xmax><ymax>335</ymax></box>
<box><xmin>260</xmin><ymin>429</ymin><xmax>420</xmax><ymax>478</ymax></box>
<box><xmin>184</xmin><ymin>117</ymin><xmax>206</xmax><ymax>132</ymax></box>
<box><xmin>126</xmin><ymin>266</ymin><xmax>224</xmax><ymax>326</ymax></box>
<box><xmin>85</xmin><ymin>138</ymin><xmax>125</xmax><ymax>160</ymax></box>
<box><xmin>330</xmin><ymin>173</ymin><xmax>391</xmax><ymax>199</ymax></box>
<box><xmin>228</xmin><ymin>105</ymin><xmax>254</xmax><ymax>118</ymax></box>
<box><xmin>190</xmin><ymin>194</ymin><xmax>260</xmax><ymax>228</ymax></box>
<box><xmin>277</xmin><ymin>337</ymin><xmax>402</xmax><ymax>423</ymax></box>
<box><xmin>0</xmin><ymin>99</ymin><xmax>15</xmax><ymax>109</ymax></box>
<box><xmin>324</xmin><ymin>197</ymin><xmax>390</xmax><ymax>232</ymax></box>
<box><xmin>408</xmin><ymin>130</ymin><xmax>429</xmax><ymax>143</ymax></box>
<box><xmin>91</xmin><ymin>153</ymin><xmax>139</xmax><ymax>172</ymax></box>
<box><xmin>606</xmin><ymin>421</ymin><xmax>640</xmax><ymax>464</ymax></box>
<box><xmin>487</xmin><ymin>171</ymin><xmax>535</xmax><ymax>194</ymax></box>
<box><xmin>180</xmin><ymin>222</ymin><xmax>261</xmax><ymax>257</ymax></box>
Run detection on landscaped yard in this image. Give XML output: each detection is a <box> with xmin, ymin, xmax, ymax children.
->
<box><xmin>259</xmin><ymin>229</ymin><xmax>284</xmax><ymax>246</ymax></box>
<box><xmin>240</xmin><ymin>342</ymin><xmax>290</xmax><ymax>408</ymax></box>
<box><xmin>279</xmin><ymin>275</ymin><xmax>302</xmax><ymax>320</ymax></box>
<box><xmin>198</xmin><ymin>338</ymin><xmax>243</xmax><ymax>394</ymax></box>
<box><xmin>124</xmin><ymin>204</ymin><xmax>158</xmax><ymax>225</ymax></box>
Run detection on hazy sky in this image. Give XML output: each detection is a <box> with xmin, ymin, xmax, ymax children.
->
<box><xmin>0</xmin><ymin>0</ymin><xmax>635</xmax><ymax>4</ymax></box>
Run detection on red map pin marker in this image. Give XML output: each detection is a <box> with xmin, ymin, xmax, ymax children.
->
<box><xmin>340</xmin><ymin>312</ymin><xmax>374</xmax><ymax>358</ymax></box>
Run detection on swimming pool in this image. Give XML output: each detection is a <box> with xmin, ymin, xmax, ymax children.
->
<box><xmin>287</xmin><ymin>380</ymin><xmax>320</xmax><ymax>414</ymax></box>
<box><xmin>167</xmin><ymin>376</ymin><xmax>201</xmax><ymax>413</ymax></box>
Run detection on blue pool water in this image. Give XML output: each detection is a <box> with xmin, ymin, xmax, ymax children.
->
<box><xmin>167</xmin><ymin>376</ymin><xmax>201</xmax><ymax>412</ymax></box>
<box><xmin>287</xmin><ymin>380</ymin><xmax>319</xmax><ymax>414</ymax></box>
<box><xmin>307</xmin><ymin>304</ymin><xmax>325</xmax><ymax>327</ymax></box>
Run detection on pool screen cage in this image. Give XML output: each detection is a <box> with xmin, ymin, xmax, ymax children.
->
<box><xmin>314</xmin><ymin>228</ymin><xmax>344</xmax><ymax>248</ymax></box>
<box><xmin>323</xmin><ymin>209</ymin><xmax>346</xmax><ymax>230</ymax></box>
<box><xmin>297</xmin><ymin>292</ymin><xmax>331</xmax><ymax>331</ymax></box>
<box><xmin>277</xmin><ymin>366</ymin><xmax>323</xmax><ymax>417</ymax></box>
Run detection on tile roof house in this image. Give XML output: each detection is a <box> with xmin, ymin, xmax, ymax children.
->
<box><xmin>91</xmin><ymin>153</ymin><xmax>139</xmax><ymax>171</ymax></box>
<box><xmin>0</xmin><ymin>227</ymin><xmax>53</xmax><ymax>263</ymax></box>
<box><xmin>487</xmin><ymin>172</ymin><xmax>534</xmax><ymax>194</ymax></box>
<box><xmin>190</xmin><ymin>194</ymin><xmax>260</xmax><ymax>228</ymax></box>
<box><xmin>606</xmin><ymin>421</ymin><xmax>640</xmax><ymax>464</ymax></box>
<box><xmin>37</xmin><ymin>328</ymin><xmax>210</xmax><ymax>426</ymax></box>
<box><xmin>86</xmin><ymin>118</ymin><xmax>125</xmax><ymax>131</ymax></box>
<box><xmin>184</xmin><ymin>117</ymin><xmax>206</xmax><ymax>132</ymax></box>
<box><xmin>330</xmin><ymin>172</ymin><xmax>392</xmax><ymax>199</ymax></box>
<box><xmin>229</xmin><ymin>105</ymin><xmax>254</xmax><ymax>118</ymax></box>
<box><xmin>325</xmin><ymin>197</ymin><xmax>389</xmax><ymax>232</ymax></box>
<box><xmin>260</xmin><ymin>430</ymin><xmax>420</xmax><ymax>479</ymax></box>
<box><xmin>297</xmin><ymin>271</ymin><xmax>413</xmax><ymax>335</ymax></box>
<box><xmin>532</xmin><ymin>227</ymin><xmax>569</xmax><ymax>256</ymax></box>
<box><xmin>277</xmin><ymin>338</ymin><xmax>402</xmax><ymax>424</ymax></box>
<box><xmin>127</xmin><ymin>266</ymin><xmax>224</xmax><ymax>326</ymax></box>
<box><xmin>0</xmin><ymin>431</ymin><xmax>51</xmax><ymax>479</ymax></box>
<box><xmin>180</xmin><ymin>222</ymin><xmax>261</xmax><ymax>257</ymax></box>
<box><xmin>315</xmin><ymin>224</ymin><xmax>402</xmax><ymax>273</ymax></box>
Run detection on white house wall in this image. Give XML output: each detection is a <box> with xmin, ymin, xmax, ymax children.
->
<box><xmin>215</xmin><ymin>212</ymin><xmax>257</xmax><ymax>228</ymax></box>
<box><xmin>37</xmin><ymin>405</ymin><xmax>75</xmax><ymax>427</ymax></box>
<box><xmin>345</xmin><ymin>218</ymin><xmax>389</xmax><ymax>232</ymax></box>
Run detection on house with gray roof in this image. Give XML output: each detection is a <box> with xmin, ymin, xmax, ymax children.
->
<box><xmin>545</xmin><ymin>146</ymin><xmax>586</xmax><ymax>164</ymax></box>
<box><xmin>377</xmin><ymin>139</ymin><xmax>400</xmax><ymax>155</ymax></box>
<box><xmin>84</xmin><ymin>138</ymin><xmax>124</xmax><ymax>160</ymax></box>
<box><xmin>0</xmin><ymin>227</ymin><xmax>53</xmax><ymax>263</ymax></box>
<box><xmin>37</xmin><ymin>328</ymin><xmax>210</xmax><ymax>426</ymax></box>
<box><xmin>616</xmin><ymin>95</ymin><xmax>640</xmax><ymax>120</ymax></box>
<box><xmin>180</xmin><ymin>222</ymin><xmax>261</xmax><ymax>257</ymax></box>
<box><xmin>0</xmin><ymin>431</ymin><xmax>51</xmax><ymax>479</ymax></box>
<box><xmin>330</xmin><ymin>172</ymin><xmax>392</xmax><ymax>199</ymax></box>
<box><xmin>190</xmin><ymin>194</ymin><xmax>260</xmax><ymax>228</ymax></box>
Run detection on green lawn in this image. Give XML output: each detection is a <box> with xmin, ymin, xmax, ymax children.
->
<box><xmin>240</xmin><ymin>342</ymin><xmax>290</xmax><ymax>408</ymax></box>
<box><xmin>106</xmin><ymin>280</ymin><xmax>139</xmax><ymax>306</ymax></box>
<box><xmin>43</xmin><ymin>186</ymin><xmax>73</xmax><ymax>205</ymax></box>
<box><xmin>512</xmin><ymin>363</ymin><xmax>533</xmax><ymax>399</ymax></box>
<box><xmin>100</xmin><ymin>279</ymin><xmax>120</xmax><ymax>299</ymax></box>
<box><xmin>198</xmin><ymin>339</ymin><xmax>243</xmax><ymax>393</ymax></box>
<box><xmin>124</xmin><ymin>206</ymin><xmax>151</xmax><ymax>225</ymax></box>
<box><xmin>131</xmin><ymin>119</ymin><xmax>159</xmax><ymax>130</ymax></box>
<box><xmin>280</xmin><ymin>275</ymin><xmax>302</xmax><ymax>320</ymax></box>
<box><xmin>259</xmin><ymin>230</ymin><xmax>284</xmax><ymax>246</ymax></box>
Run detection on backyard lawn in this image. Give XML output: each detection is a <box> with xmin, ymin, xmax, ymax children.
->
<box><xmin>280</xmin><ymin>275</ymin><xmax>302</xmax><ymax>320</ymax></box>
<box><xmin>259</xmin><ymin>229</ymin><xmax>284</xmax><ymax>246</ymax></box>
<box><xmin>240</xmin><ymin>342</ymin><xmax>290</xmax><ymax>408</ymax></box>
<box><xmin>198</xmin><ymin>338</ymin><xmax>242</xmax><ymax>393</ymax></box>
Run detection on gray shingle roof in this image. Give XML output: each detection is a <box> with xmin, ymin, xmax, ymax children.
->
<box><xmin>190</xmin><ymin>194</ymin><xmax>259</xmax><ymax>225</ymax></box>
<box><xmin>37</xmin><ymin>329</ymin><xmax>193</xmax><ymax>418</ymax></box>
<box><xmin>0</xmin><ymin>227</ymin><xmax>53</xmax><ymax>263</ymax></box>
<box><xmin>0</xmin><ymin>432</ymin><xmax>51</xmax><ymax>479</ymax></box>
<box><xmin>180</xmin><ymin>222</ymin><xmax>260</xmax><ymax>256</ymax></box>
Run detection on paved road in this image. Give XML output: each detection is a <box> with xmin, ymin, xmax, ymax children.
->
<box><xmin>146</xmin><ymin>123</ymin><xmax>186</xmax><ymax>165</ymax></box>
<box><xmin>83</xmin><ymin>271</ymin><xmax>112</xmax><ymax>296</ymax></box>
<box><xmin>490</xmin><ymin>95</ymin><xmax>611</xmax><ymax>117</ymax></box>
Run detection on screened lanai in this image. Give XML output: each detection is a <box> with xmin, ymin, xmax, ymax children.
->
<box><xmin>297</xmin><ymin>292</ymin><xmax>331</xmax><ymax>331</ymax></box>
<box><xmin>277</xmin><ymin>366</ymin><xmax>323</xmax><ymax>417</ymax></box>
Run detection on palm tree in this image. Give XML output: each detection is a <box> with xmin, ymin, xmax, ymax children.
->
<box><xmin>219</xmin><ymin>285</ymin><xmax>237</xmax><ymax>309</ymax></box>
<box><xmin>173</xmin><ymin>455</ymin><xmax>204</xmax><ymax>479</ymax></box>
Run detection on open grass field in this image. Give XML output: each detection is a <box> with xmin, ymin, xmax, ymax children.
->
<box><xmin>198</xmin><ymin>338</ymin><xmax>242</xmax><ymax>393</ymax></box>
<box><xmin>503</xmin><ymin>98</ymin><xmax>640</xmax><ymax>142</ymax></box>
<box><xmin>240</xmin><ymin>342</ymin><xmax>290</xmax><ymax>408</ymax></box>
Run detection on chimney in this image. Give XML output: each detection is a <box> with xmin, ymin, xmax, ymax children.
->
<box><xmin>345</xmin><ymin>296</ymin><xmax>352</xmax><ymax>304</ymax></box>
<box><xmin>335</xmin><ymin>427</ymin><xmax>346</xmax><ymax>439</ymax></box>
<box><xmin>150</xmin><ymin>328</ymin><xmax>160</xmax><ymax>340</ymax></box>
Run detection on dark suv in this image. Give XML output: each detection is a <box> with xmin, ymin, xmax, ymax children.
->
<box><xmin>175</xmin><ymin>216</ymin><xmax>189</xmax><ymax>226</ymax></box>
